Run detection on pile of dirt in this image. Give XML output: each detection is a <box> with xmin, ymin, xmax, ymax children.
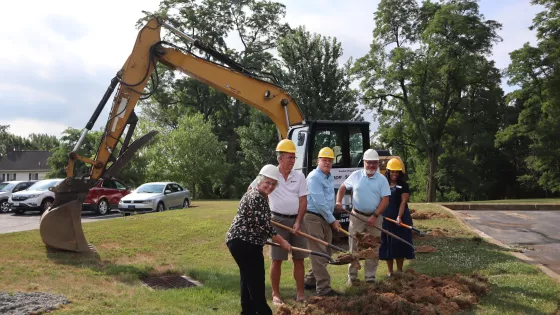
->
<box><xmin>355</xmin><ymin>232</ymin><xmax>381</xmax><ymax>250</ymax></box>
<box><xmin>276</xmin><ymin>270</ymin><xmax>490</xmax><ymax>315</ymax></box>
<box><xmin>412</xmin><ymin>211</ymin><xmax>451</xmax><ymax>220</ymax></box>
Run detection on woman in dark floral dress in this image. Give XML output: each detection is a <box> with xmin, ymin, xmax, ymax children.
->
<box><xmin>226</xmin><ymin>164</ymin><xmax>291</xmax><ymax>315</ymax></box>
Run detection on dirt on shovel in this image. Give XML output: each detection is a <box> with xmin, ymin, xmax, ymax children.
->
<box><xmin>275</xmin><ymin>269</ymin><xmax>491</xmax><ymax>315</ymax></box>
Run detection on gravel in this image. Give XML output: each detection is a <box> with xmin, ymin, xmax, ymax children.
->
<box><xmin>0</xmin><ymin>292</ymin><xmax>69</xmax><ymax>315</ymax></box>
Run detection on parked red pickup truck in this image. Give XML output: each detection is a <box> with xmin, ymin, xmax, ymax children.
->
<box><xmin>83</xmin><ymin>178</ymin><xmax>131</xmax><ymax>215</ymax></box>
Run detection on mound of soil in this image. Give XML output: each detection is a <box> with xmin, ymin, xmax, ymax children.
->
<box><xmin>355</xmin><ymin>232</ymin><xmax>381</xmax><ymax>250</ymax></box>
<box><xmin>412</xmin><ymin>212</ymin><xmax>451</xmax><ymax>220</ymax></box>
<box><xmin>276</xmin><ymin>270</ymin><xmax>490</xmax><ymax>315</ymax></box>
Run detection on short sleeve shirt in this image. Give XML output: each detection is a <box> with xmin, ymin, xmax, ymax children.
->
<box><xmin>250</xmin><ymin>168</ymin><xmax>308</xmax><ymax>215</ymax></box>
<box><xmin>344</xmin><ymin>169</ymin><xmax>391</xmax><ymax>213</ymax></box>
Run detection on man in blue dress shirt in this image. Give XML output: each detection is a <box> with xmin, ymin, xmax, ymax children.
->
<box><xmin>335</xmin><ymin>149</ymin><xmax>390</xmax><ymax>285</ymax></box>
<box><xmin>303</xmin><ymin>147</ymin><xmax>342</xmax><ymax>296</ymax></box>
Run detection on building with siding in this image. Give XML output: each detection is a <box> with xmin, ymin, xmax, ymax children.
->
<box><xmin>0</xmin><ymin>150</ymin><xmax>53</xmax><ymax>182</ymax></box>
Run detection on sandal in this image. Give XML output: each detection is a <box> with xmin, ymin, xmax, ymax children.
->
<box><xmin>272</xmin><ymin>296</ymin><xmax>284</xmax><ymax>306</ymax></box>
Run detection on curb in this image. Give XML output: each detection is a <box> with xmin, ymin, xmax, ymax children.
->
<box><xmin>440</xmin><ymin>203</ymin><xmax>560</xmax><ymax>211</ymax></box>
<box><xmin>435</xmin><ymin>204</ymin><xmax>560</xmax><ymax>284</ymax></box>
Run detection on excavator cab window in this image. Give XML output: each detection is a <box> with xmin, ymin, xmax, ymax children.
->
<box><xmin>307</xmin><ymin>122</ymin><xmax>370</xmax><ymax>171</ymax></box>
<box><xmin>312</xmin><ymin>129</ymin><xmax>345</xmax><ymax>167</ymax></box>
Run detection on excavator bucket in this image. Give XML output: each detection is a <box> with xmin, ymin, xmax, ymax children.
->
<box><xmin>40</xmin><ymin>178</ymin><xmax>93</xmax><ymax>252</ymax></box>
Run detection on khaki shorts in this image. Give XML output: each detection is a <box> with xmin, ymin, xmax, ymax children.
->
<box><xmin>270</xmin><ymin>214</ymin><xmax>309</xmax><ymax>260</ymax></box>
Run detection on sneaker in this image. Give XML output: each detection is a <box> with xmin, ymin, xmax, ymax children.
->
<box><xmin>365</xmin><ymin>278</ymin><xmax>376</xmax><ymax>284</ymax></box>
<box><xmin>304</xmin><ymin>283</ymin><xmax>316</xmax><ymax>291</ymax></box>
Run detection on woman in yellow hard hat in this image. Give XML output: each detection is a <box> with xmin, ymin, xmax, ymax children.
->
<box><xmin>379</xmin><ymin>158</ymin><xmax>415</xmax><ymax>276</ymax></box>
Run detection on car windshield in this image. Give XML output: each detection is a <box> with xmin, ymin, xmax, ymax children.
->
<box><xmin>0</xmin><ymin>183</ymin><xmax>16</xmax><ymax>192</ymax></box>
<box><xmin>28</xmin><ymin>180</ymin><xmax>62</xmax><ymax>191</ymax></box>
<box><xmin>136</xmin><ymin>184</ymin><xmax>165</xmax><ymax>193</ymax></box>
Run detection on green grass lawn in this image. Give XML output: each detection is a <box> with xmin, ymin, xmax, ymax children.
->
<box><xmin>0</xmin><ymin>201</ymin><xmax>559</xmax><ymax>314</ymax></box>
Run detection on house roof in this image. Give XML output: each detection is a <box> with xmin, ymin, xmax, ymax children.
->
<box><xmin>0</xmin><ymin>150</ymin><xmax>52</xmax><ymax>171</ymax></box>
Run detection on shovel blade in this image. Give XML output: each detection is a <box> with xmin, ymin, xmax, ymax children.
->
<box><xmin>39</xmin><ymin>178</ymin><xmax>92</xmax><ymax>252</ymax></box>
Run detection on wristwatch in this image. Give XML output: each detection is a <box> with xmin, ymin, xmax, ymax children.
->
<box><xmin>372</xmin><ymin>212</ymin><xmax>379</xmax><ymax>218</ymax></box>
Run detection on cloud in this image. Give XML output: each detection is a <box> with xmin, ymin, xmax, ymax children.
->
<box><xmin>0</xmin><ymin>0</ymin><xmax>542</xmax><ymax>139</ymax></box>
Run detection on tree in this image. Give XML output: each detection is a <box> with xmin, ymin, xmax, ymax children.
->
<box><xmin>138</xmin><ymin>113</ymin><xmax>225</xmax><ymax>198</ymax></box>
<box><xmin>497</xmin><ymin>0</ymin><xmax>560</xmax><ymax>193</ymax></box>
<box><xmin>27</xmin><ymin>134</ymin><xmax>60</xmax><ymax>151</ymax></box>
<box><xmin>46</xmin><ymin>128</ymin><xmax>103</xmax><ymax>179</ymax></box>
<box><xmin>353</xmin><ymin>0</ymin><xmax>503</xmax><ymax>201</ymax></box>
<box><xmin>274</xmin><ymin>26</ymin><xmax>363</xmax><ymax>121</ymax></box>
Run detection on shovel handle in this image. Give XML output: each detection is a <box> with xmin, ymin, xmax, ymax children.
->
<box><xmin>266</xmin><ymin>241</ymin><xmax>335</xmax><ymax>263</ymax></box>
<box><xmin>385</xmin><ymin>217</ymin><xmax>424</xmax><ymax>235</ymax></box>
<box><xmin>271</xmin><ymin>220</ymin><xmax>347</xmax><ymax>253</ymax></box>
<box><xmin>340</xmin><ymin>208</ymin><xmax>415</xmax><ymax>250</ymax></box>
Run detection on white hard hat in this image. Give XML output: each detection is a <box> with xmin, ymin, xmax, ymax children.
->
<box><xmin>259</xmin><ymin>164</ymin><xmax>280</xmax><ymax>181</ymax></box>
<box><xmin>363</xmin><ymin>149</ymin><xmax>379</xmax><ymax>161</ymax></box>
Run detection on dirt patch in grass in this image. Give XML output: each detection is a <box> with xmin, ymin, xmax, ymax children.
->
<box><xmin>276</xmin><ymin>270</ymin><xmax>490</xmax><ymax>315</ymax></box>
<box><xmin>412</xmin><ymin>211</ymin><xmax>451</xmax><ymax>220</ymax></box>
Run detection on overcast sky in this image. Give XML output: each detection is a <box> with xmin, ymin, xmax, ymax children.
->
<box><xmin>1</xmin><ymin>0</ymin><xmax>542</xmax><ymax>138</ymax></box>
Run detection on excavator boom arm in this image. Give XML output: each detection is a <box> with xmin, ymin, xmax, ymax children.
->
<box><xmin>89</xmin><ymin>17</ymin><xmax>303</xmax><ymax>181</ymax></box>
<box><xmin>40</xmin><ymin>17</ymin><xmax>305</xmax><ymax>252</ymax></box>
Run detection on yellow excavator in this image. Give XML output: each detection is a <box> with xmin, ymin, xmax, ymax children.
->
<box><xmin>39</xmin><ymin>17</ymin><xmax>404</xmax><ymax>252</ymax></box>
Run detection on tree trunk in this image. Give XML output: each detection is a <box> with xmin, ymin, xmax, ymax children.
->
<box><xmin>426</xmin><ymin>148</ymin><xmax>438</xmax><ymax>202</ymax></box>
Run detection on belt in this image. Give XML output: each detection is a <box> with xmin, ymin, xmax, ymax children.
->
<box><xmin>306</xmin><ymin>211</ymin><xmax>326</xmax><ymax>220</ymax></box>
<box><xmin>353</xmin><ymin>208</ymin><xmax>374</xmax><ymax>217</ymax></box>
<box><xmin>271</xmin><ymin>212</ymin><xmax>298</xmax><ymax>219</ymax></box>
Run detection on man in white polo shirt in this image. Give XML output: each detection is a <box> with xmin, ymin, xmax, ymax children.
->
<box><xmin>335</xmin><ymin>149</ymin><xmax>390</xmax><ymax>285</ymax></box>
<box><xmin>249</xmin><ymin>139</ymin><xmax>309</xmax><ymax>304</ymax></box>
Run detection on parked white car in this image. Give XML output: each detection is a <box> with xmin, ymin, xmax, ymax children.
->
<box><xmin>118</xmin><ymin>182</ymin><xmax>190</xmax><ymax>215</ymax></box>
<box><xmin>10</xmin><ymin>178</ymin><xmax>64</xmax><ymax>214</ymax></box>
<box><xmin>0</xmin><ymin>181</ymin><xmax>37</xmax><ymax>213</ymax></box>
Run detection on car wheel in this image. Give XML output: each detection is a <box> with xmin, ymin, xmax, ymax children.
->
<box><xmin>183</xmin><ymin>199</ymin><xmax>190</xmax><ymax>209</ymax></box>
<box><xmin>97</xmin><ymin>199</ymin><xmax>109</xmax><ymax>215</ymax></box>
<box><xmin>40</xmin><ymin>198</ymin><xmax>54</xmax><ymax>214</ymax></box>
<box><xmin>0</xmin><ymin>199</ymin><xmax>9</xmax><ymax>213</ymax></box>
<box><xmin>157</xmin><ymin>202</ymin><xmax>164</xmax><ymax>212</ymax></box>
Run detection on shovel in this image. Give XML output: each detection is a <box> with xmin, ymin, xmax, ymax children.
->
<box><xmin>340</xmin><ymin>208</ymin><xmax>416</xmax><ymax>250</ymax></box>
<box><xmin>384</xmin><ymin>217</ymin><xmax>427</xmax><ymax>236</ymax></box>
<box><xmin>271</xmin><ymin>220</ymin><xmax>347</xmax><ymax>253</ymax></box>
<box><xmin>336</xmin><ymin>227</ymin><xmax>358</xmax><ymax>241</ymax></box>
<box><xmin>266</xmin><ymin>241</ymin><xmax>348</xmax><ymax>265</ymax></box>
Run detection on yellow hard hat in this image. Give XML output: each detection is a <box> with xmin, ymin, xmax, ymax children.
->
<box><xmin>276</xmin><ymin>139</ymin><xmax>296</xmax><ymax>153</ymax></box>
<box><xmin>318</xmin><ymin>147</ymin><xmax>335</xmax><ymax>159</ymax></box>
<box><xmin>386</xmin><ymin>158</ymin><xmax>403</xmax><ymax>171</ymax></box>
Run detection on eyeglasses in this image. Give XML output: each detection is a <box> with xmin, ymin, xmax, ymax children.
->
<box><xmin>365</xmin><ymin>161</ymin><xmax>379</xmax><ymax>165</ymax></box>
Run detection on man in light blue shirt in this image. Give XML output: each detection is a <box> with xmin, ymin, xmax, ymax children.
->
<box><xmin>303</xmin><ymin>147</ymin><xmax>342</xmax><ymax>297</ymax></box>
<box><xmin>336</xmin><ymin>149</ymin><xmax>390</xmax><ymax>285</ymax></box>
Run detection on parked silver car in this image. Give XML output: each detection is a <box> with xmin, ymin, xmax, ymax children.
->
<box><xmin>118</xmin><ymin>182</ymin><xmax>190</xmax><ymax>215</ymax></box>
<box><xmin>0</xmin><ymin>181</ymin><xmax>37</xmax><ymax>213</ymax></box>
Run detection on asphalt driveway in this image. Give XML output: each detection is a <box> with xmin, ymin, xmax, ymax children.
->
<box><xmin>455</xmin><ymin>210</ymin><xmax>560</xmax><ymax>276</ymax></box>
<box><xmin>0</xmin><ymin>211</ymin><xmax>121</xmax><ymax>234</ymax></box>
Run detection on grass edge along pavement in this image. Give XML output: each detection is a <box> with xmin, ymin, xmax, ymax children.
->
<box><xmin>0</xmin><ymin>201</ymin><xmax>557</xmax><ymax>314</ymax></box>
<box><xmin>441</xmin><ymin>203</ymin><xmax>560</xmax><ymax>284</ymax></box>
